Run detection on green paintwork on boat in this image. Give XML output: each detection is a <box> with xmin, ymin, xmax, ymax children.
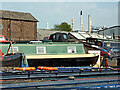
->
<box><xmin>0</xmin><ymin>43</ymin><xmax>86</xmax><ymax>56</ymax></box>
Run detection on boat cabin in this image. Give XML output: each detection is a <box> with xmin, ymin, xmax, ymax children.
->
<box><xmin>49</xmin><ymin>32</ymin><xmax>68</xmax><ymax>42</ymax></box>
<box><xmin>86</xmin><ymin>38</ymin><xmax>103</xmax><ymax>47</ymax></box>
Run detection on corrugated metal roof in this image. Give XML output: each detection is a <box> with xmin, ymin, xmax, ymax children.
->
<box><xmin>97</xmin><ymin>35</ymin><xmax>107</xmax><ymax>39</ymax></box>
<box><xmin>78</xmin><ymin>32</ymin><xmax>91</xmax><ymax>38</ymax></box>
<box><xmin>72</xmin><ymin>32</ymin><xmax>109</xmax><ymax>40</ymax></box>
<box><xmin>90</xmin><ymin>33</ymin><xmax>101</xmax><ymax>38</ymax></box>
<box><xmin>69</xmin><ymin>32</ymin><xmax>85</xmax><ymax>40</ymax></box>
<box><xmin>0</xmin><ymin>10</ymin><xmax>38</xmax><ymax>22</ymax></box>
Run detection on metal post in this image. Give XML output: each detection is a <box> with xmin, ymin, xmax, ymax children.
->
<box><xmin>103</xmin><ymin>26</ymin><xmax>105</xmax><ymax>39</ymax></box>
<box><xmin>46</xmin><ymin>22</ymin><xmax>48</xmax><ymax>29</ymax></box>
<box><xmin>103</xmin><ymin>29</ymin><xmax>104</xmax><ymax>38</ymax></box>
<box><xmin>105</xmin><ymin>58</ymin><xmax>108</xmax><ymax>68</ymax></box>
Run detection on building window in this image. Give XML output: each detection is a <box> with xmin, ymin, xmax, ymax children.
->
<box><xmin>67</xmin><ymin>46</ymin><xmax>76</xmax><ymax>53</ymax></box>
<box><xmin>9</xmin><ymin>47</ymin><xmax>19</xmax><ymax>53</ymax></box>
<box><xmin>36</xmin><ymin>46</ymin><xmax>46</xmax><ymax>54</ymax></box>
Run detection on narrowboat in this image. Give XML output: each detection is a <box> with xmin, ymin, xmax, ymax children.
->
<box><xmin>0</xmin><ymin>42</ymin><xmax>101</xmax><ymax>67</ymax></box>
<box><xmin>0</xmin><ymin>32</ymin><xmax>101</xmax><ymax>67</ymax></box>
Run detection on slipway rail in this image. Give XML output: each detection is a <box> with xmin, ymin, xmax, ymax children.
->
<box><xmin>1</xmin><ymin>77</ymin><xmax>120</xmax><ymax>89</ymax></box>
<box><xmin>1</xmin><ymin>67</ymin><xmax>120</xmax><ymax>89</ymax></box>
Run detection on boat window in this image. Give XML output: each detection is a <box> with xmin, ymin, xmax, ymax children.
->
<box><xmin>56</xmin><ymin>34</ymin><xmax>60</xmax><ymax>40</ymax></box>
<box><xmin>9</xmin><ymin>47</ymin><xmax>19</xmax><ymax>53</ymax></box>
<box><xmin>53</xmin><ymin>35</ymin><xmax>56</xmax><ymax>41</ymax></box>
<box><xmin>36</xmin><ymin>46</ymin><xmax>46</xmax><ymax>54</ymax></box>
<box><xmin>0</xmin><ymin>36</ymin><xmax>5</xmax><ymax>41</ymax></box>
<box><xmin>63</xmin><ymin>34</ymin><xmax>68</xmax><ymax>40</ymax></box>
<box><xmin>67</xmin><ymin>46</ymin><xmax>76</xmax><ymax>53</ymax></box>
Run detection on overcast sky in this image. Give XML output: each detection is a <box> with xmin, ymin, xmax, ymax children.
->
<box><xmin>1</xmin><ymin>1</ymin><xmax>119</xmax><ymax>31</ymax></box>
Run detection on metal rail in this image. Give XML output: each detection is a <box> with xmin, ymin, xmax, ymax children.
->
<box><xmin>1</xmin><ymin>68</ymin><xmax>120</xmax><ymax>80</ymax></box>
<box><xmin>1</xmin><ymin>67</ymin><xmax>120</xmax><ymax>89</ymax></box>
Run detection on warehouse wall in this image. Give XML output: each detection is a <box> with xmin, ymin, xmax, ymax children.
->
<box><xmin>1</xmin><ymin>19</ymin><xmax>37</xmax><ymax>41</ymax></box>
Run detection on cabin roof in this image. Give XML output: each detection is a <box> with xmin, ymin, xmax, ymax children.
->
<box><xmin>0</xmin><ymin>10</ymin><xmax>38</xmax><ymax>22</ymax></box>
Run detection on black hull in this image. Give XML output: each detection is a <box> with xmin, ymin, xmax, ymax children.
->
<box><xmin>0</xmin><ymin>53</ymin><xmax>22</xmax><ymax>67</ymax></box>
<box><xmin>28</xmin><ymin>56</ymin><xmax>99</xmax><ymax>67</ymax></box>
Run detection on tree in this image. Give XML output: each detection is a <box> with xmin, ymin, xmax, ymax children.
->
<box><xmin>54</xmin><ymin>22</ymin><xmax>72</xmax><ymax>32</ymax></box>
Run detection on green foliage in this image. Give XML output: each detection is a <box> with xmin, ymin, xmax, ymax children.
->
<box><xmin>54</xmin><ymin>22</ymin><xmax>72</xmax><ymax>32</ymax></box>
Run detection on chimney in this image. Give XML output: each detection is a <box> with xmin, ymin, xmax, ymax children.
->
<box><xmin>72</xmin><ymin>18</ymin><xmax>74</xmax><ymax>31</ymax></box>
<box><xmin>80</xmin><ymin>11</ymin><xmax>83</xmax><ymax>32</ymax></box>
<box><xmin>88</xmin><ymin>15</ymin><xmax>91</xmax><ymax>35</ymax></box>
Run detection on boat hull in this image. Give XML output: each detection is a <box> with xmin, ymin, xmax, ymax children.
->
<box><xmin>27</xmin><ymin>54</ymin><xmax>99</xmax><ymax>67</ymax></box>
<box><xmin>0</xmin><ymin>53</ymin><xmax>22</xmax><ymax>67</ymax></box>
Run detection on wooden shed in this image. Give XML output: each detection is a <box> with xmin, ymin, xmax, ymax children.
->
<box><xmin>0</xmin><ymin>10</ymin><xmax>38</xmax><ymax>41</ymax></box>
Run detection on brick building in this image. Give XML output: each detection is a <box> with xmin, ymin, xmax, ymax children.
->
<box><xmin>0</xmin><ymin>10</ymin><xmax>38</xmax><ymax>41</ymax></box>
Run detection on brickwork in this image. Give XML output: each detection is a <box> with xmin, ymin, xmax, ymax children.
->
<box><xmin>1</xmin><ymin>19</ymin><xmax>37</xmax><ymax>41</ymax></box>
<box><xmin>0</xmin><ymin>10</ymin><xmax>38</xmax><ymax>41</ymax></box>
